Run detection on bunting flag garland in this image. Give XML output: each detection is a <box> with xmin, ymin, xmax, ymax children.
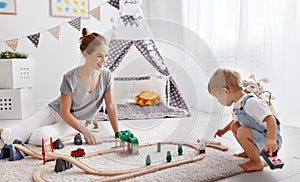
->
<box><xmin>27</xmin><ymin>33</ymin><xmax>41</xmax><ymax>48</ymax></box>
<box><xmin>89</xmin><ymin>6</ymin><xmax>101</xmax><ymax>21</ymax></box>
<box><xmin>5</xmin><ymin>38</ymin><xmax>19</xmax><ymax>52</ymax></box>
<box><xmin>48</xmin><ymin>26</ymin><xmax>61</xmax><ymax>40</ymax></box>
<box><xmin>68</xmin><ymin>17</ymin><xmax>81</xmax><ymax>31</ymax></box>
<box><xmin>1</xmin><ymin>2</ymin><xmax>107</xmax><ymax>50</ymax></box>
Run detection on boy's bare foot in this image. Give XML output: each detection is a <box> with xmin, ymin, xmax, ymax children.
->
<box><xmin>234</xmin><ymin>151</ymin><xmax>248</xmax><ymax>158</ymax></box>
<box><xmin>239</xmin><ymin>160</ymin><xmax>264</xmax><ymax>172</ymax></box>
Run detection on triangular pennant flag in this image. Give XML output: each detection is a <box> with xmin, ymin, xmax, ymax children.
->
<box><xmin>89</xmin><ymin>6</ymin><xmax>101</xmax><ymax>21</ymax></box>
<box><xmin>68</xmin><ymin>17</ymin><xmax>81</xmax><ymax>31</ymax></box>
<box><xmin>108</xmin><ymin>0</ymin><xmax>119</xmax><ymax>9</ymax></box>
<box><xmin>48</xmin><ymin>26</ymin><xmax>61</xmax><ymax>40</ymax></box>
<box><xmin>27</xmin><ymin>33</ymin><xmax>40</xmax><ymax>48</ymax></box>
<box><xmin>5</xmin><ymin>38</ymin><xmax>19</xmax><ymax>52</ymax></box>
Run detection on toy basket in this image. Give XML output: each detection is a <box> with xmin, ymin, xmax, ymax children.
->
<box><xmin>0</xmin><ymin>59</ymin><xmax>34</xmax><ymax>89</ymax></box>
<box><xmin>0</xmin><ymin>88</ymin><xmax>34</xmax><ymax>119</ymax></box>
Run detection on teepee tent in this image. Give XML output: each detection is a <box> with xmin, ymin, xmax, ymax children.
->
<box><xmin>106</xmin><ymin>0</ymin><xmax>189</xmax><ymax>112</ymax></box>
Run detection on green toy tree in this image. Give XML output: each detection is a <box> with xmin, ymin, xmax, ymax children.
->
<box><xmin>157</xmin><ymin>142</ymin><xmax>161</xmax><ymax>152</ymax></box>
<box><xmin>177</xmin><ymin>144</ymin><xmax>183</xmax><ymax>155</ymax></box>
<box><xmin>166</xmin><ymin>151</ymin><xmax>172</xmax><ymax>163</ymax></box>
<box><xmin>146</xmin><ymin>154</ymin><xmax>151</xmax><ymax>166</ymax></box>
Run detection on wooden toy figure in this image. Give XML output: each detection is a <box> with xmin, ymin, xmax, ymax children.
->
<box><xmin>146</xmin><ymin>154</ymin><xmax>151</xmax><ymax>166</ymax></box>
<box><xmin>166</xmin><ymin>151</ymin><xmax>172</xmax><ymax>163</ymax></box>
<box><xmin>93</xmin><ymin>117</ymin><xmax>99</xmax><ymax>129</ymax></box>
<box><xmin>198</xmin><ymin>140</ymin><xmax>206</xmax><ymax>154</ymax></box>
<box><xmin>177</xmin><ymin>144</ymin><xmax>183</xmax><ymax>155</ymax></box>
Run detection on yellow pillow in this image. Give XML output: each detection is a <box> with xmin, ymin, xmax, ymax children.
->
<box><xmin>135</xmin><ymin>91</ymin><xmax>160</xmax><ymax>106</ymax></box>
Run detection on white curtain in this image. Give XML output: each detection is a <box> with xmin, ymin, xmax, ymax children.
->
<box><xmin>142</xmin><ymin>0</ymin><xmax>300</xmax><ymax>127</ymax></box>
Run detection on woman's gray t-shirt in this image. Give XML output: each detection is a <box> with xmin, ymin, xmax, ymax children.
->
<box><xmin>49</xmin><ymin>67</ymin><xmax>112</xmax><ymax>121</ymax></box>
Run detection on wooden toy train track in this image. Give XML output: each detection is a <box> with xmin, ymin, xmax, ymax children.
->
<box><xmin>13</xmin><ymin>133</ymin><xmax>228</xmax><ymax>182</ymax></box>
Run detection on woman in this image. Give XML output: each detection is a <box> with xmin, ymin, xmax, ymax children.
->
<box><xmin>0</xmin><ymin>28</ymin><xmax>119</xmax><ymax>145</ymax></box>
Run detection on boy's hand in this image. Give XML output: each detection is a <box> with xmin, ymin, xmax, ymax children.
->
<box><xmin>214</xmin><ymin>129</ymin><xmax>226</xmax><ymax>138</ymax></box>
<box><xmin>264</xmin><ymin>138</ymin><xmax>277</xmax><ymax>153</ymax></box>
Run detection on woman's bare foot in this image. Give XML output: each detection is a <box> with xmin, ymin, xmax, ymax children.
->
<box><xmin>234</xmin><ymin>151</ymin><xmax>248</xmax><ymax>158</ymax></box>
<box><xmin>239</xmin><ymin>160</ymin><xmax>264</xmax><ymax>172</ymax></box>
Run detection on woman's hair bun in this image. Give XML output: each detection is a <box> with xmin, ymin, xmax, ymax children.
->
<box><xmin>82</xmin><ymin>28</ymin><xmax>89</xmax><ymax>37</ymax></box>
<box><xmin>79</xmin><ymin>27</ymin><xmax>107</xmax><ymax>53</ymax></box>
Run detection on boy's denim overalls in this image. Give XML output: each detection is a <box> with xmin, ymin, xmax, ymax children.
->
<box><xmin>233</xmin><ymin>95</ymin><xmax>283</xmax><ymax>153</ymax></box>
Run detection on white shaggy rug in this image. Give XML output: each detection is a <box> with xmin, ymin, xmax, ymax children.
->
<box><xmin>0</xmin><ymin>130</ymin><xmax>248</xmax><ymax>182</ymax></box>
<box><xmin>0</xmin><ymin>112</ymin><xmax>253</xmax><ymax>182</ymax></box>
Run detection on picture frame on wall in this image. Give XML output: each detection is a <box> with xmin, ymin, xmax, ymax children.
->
<box><xmin>0</xmin><ymin>0</ymin><xmax>17</xmax><ymax>15</ymax></box>
<box><xmin>50</xmin><ymin>0</ymin><xmax>90</xmax><ymax>18</ymax></box>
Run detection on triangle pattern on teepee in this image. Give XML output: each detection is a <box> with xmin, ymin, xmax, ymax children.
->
<box><xmin>106</xmin><ymin>0</ymin><xmax>190</xmax><ymax>111</ymax></box>
<box><xmin>121</xmin><ymin>15</ymin><xmax>143</xmax><ymax>27</ymax></box>
<box><xmin>133</xmin><ymin>40</ymin><xmax>169</xmax><ymax>76</ymax></box>
<box><xmin>107</xmin><ymin>39</ymin><xmax>134</xmax><ymax>72</ymax></box>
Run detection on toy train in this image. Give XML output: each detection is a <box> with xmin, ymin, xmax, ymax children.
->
<box><xmin>115</xmin><ymin>130</ymin><xmax>139</xmax><ymax>154</ymax></box>
<box><xmin>70</xmin><ymin>148</ymin><xmax>85</xmax><ymax>158</ymax></box>
<box><xmin>116</xmin><ymin>130</ymin><xmax>139</xmax><ymax>145</ymax></box>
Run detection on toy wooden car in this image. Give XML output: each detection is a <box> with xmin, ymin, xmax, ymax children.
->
<box><xmin>70</xmin><ymin>148</ymin><xmax>85</xmax><ymax>158</ymax></box>
<box><xmin>74</xmin><ymin>133</ymin><xmax>83</xmax><ymax>145</ymax></box>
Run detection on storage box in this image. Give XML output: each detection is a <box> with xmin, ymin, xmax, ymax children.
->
<box><xmin>0</xmin><ymin>59</ymin><xmax>34</xmax><ymax>89</ymax></box>
<box><xmin>0</xmin><ymin>88</ymin><xmax>34</xmax><ymax>119</ymax></box>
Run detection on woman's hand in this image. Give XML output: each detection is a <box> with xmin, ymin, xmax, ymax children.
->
<box><xmin>60</xmin><ymin>92</ymin><xmax>97</xmax><ymax>145</ymax></box>
<box><xmin>80</xmin><ymin>126</ymin><xmax>96</xmax><ymax>145</ymax></box>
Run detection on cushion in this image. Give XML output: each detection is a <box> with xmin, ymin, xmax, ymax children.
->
<box><xmin>135</xmin><ymin>91</ymin><xmax>160</xmax><ymax>106</ymax></box>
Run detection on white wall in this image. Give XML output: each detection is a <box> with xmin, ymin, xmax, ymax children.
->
<box><xmin>0</xmin><ymin>0</ymin><xmax>118</xmax><ymax>107</ymax></box>
<box><xmin>0</xmin><ymin>0</ymin><xmax>221</xmax><ymax>114</ymax></box>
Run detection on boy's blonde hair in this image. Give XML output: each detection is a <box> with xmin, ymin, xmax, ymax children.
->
<box><xmin>208</xmin><ymin>68</ymin><xmax>243</xmax><ymax>94</ymax></box>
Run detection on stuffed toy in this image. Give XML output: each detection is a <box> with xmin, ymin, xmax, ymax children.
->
<box><xmin>242</xmin><ymin>73</ymin><xmax>277</xmax><ymax>116</ymax></box>
<box><xmin>136</xmin><ymin>91</ymin><xmax>160</xmax><ymax>106</ymax></box>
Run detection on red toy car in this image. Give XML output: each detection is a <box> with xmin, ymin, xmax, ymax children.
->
<box><xmin>70</xmin><ymin>148</ymin><xmax>85</xmax><ymax>158</ymax></box>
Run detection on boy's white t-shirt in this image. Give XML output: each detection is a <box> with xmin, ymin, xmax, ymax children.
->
<box><xmin>233</xmin><ymin>94</ymin><xmax>273</xmax><ymax>129</ymax></box>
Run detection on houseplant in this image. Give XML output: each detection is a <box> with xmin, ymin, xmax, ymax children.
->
<box><xmin>0</xmin><ymin>50</ymin><xmax>27</xmax><ymax>59</ymax></box>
